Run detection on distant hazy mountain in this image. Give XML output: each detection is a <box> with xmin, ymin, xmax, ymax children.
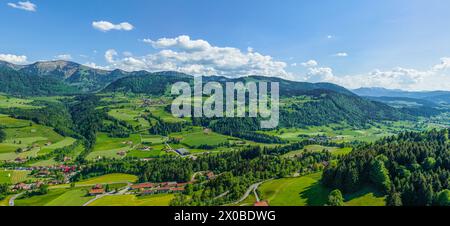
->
<box><xmin>353</xmin><ymin>87</ymin><xmax>450</xmax><ymax>104</ymax></box>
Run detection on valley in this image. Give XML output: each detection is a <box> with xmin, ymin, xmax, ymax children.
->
<box><xmin>0</xmin><ymin>61</ymin><xmax>450</xmax><ymax>207</ymax></box>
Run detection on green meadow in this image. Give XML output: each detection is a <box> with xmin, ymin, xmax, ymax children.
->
<box><xmin>89</xmin><ymin>193</ymin><xmax>174</xmax><ymax>206</ymax></box>
<box><xmin>258</xmin><ymin>173</ymin><xmax>385</xmax><ymax>206</ymax></box>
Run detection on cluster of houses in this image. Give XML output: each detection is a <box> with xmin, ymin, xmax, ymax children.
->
<box><xmin>130</xmin><ymin>181</ymin><xmax>192</xmax><ymax>195</ymax></box>
<box><xmin>12</xmin><ymin>181</ymin><xmax>45</xmax><ymax>192</ymax></box>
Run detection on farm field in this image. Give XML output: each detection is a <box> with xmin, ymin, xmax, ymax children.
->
<box><xmin>259</xmin><ymin>173</ymin><xmax>330</xmax><ymax>206</ymax></box>
<box><xmin>258</xmin><ymin>173</ymin><xmax>386</xmax><ymax>206</ymax></box>
<box><xmin>0</xmin><ymin>95</ymin><xmax>39</xmax><ymax>109</ymax></box>
<box><xmin>0</xmin><ymin>117</ymin><xmax>70</xmax><ymax>161</ymax></box>
<box><xmin>44</xmin><ymin>188</ymin><xmax>92</xmax><ymax>206</ymax></box>
<box><xmin>178</xmin><ymin>128</ymin><xmax>230</xmax><ymax>147</ymax></box>
<box><xmin>283</xmin><ymin>145</ymin><xmax>353</xmax><ymax>158</ymax></box>
<box><xmin>73</xmin><ymin>174</ymin><xmax>138</xmax><ymax>186</ymax></box>
<box><xmin>38</xmin><ymin>137</ymin><xmax>77</xmax><ymax>156</ymax></box>
<box><xmin>108</xmin><ymin>108</ymin><xmax>150</xmax><ymax>129</ymax></box>
<box><xmin>0</xmin><ymin>170</ymin><xmax>31</xmax><ymax>184</ymax></box>
<box><xmin>15</xmin><ymin>189</ymin><xmax>68</xmax><ymax>206</ymax></box>
<box><xmin>87</xmin><ymin>133</ymin><xmax>141</xmax><ymax>160</ymax></box>
<box><xmin>141</xmin><ymin>135</ymin><xmax>167</xmax><ymax>144</ymax></box>
<box><xmin>15</xmin><ymin>188</ymin><xmax>92</xmax><ymax>206</ymax></box>
<box><xmin>89</xmin><ymin>193</ymin><xmax>174</xmax><ymax>206</ymax></box>
<box><xmin>149</xmin><ymin>106</ymin><xmax>186</xmax><ymax>123</ymax></box>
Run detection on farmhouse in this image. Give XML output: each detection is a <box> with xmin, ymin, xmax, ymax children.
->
<box><xmin>131</xmin><ymin>182</ymin><xmax>155</xmax><ymax>190</ymax></box>
<box><xmin>176</xmin><ymin>148</ymin><xmax>190</xmax><ymax>156</ymax></box>
<box><xmin>89</xmin><ymin>189</ymin><xmax>105</xmax><ymax>196</ymax></box>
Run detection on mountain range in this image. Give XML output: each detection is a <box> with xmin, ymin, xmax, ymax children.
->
<box><xmin>353</xmin><ymin>87</ymin><xmax>450</xmax><ymax>105</ymax></box>
<box><xmin>0</xmin><ymin>60</ymin><xmax>446</xmax><ymax>127</ymax></box>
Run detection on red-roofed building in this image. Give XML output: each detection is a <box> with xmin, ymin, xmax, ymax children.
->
<box><xmin>89</xmin><ymin>189</ymin><xmax>105</xmax><ymax>196</ymax></box>
<box><xmin>170</xmin><ymin>187</ymin><xmax>185</xmax><ymax>192</ymax></box>
<box><xmin>131</xmin><ymin>182</ymin><xmax>155</xmax><ymax>190</ymax></box>
<box><xmin>254</xmin><ymin>201</ymin><xmax>269</xmax><ymax>206</ymax></box>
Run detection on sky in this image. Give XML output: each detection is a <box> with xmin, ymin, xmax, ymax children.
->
<box><xmin>1</xmin><ymin>0</ymin><xmax>450</xmax><ymax>91</ymax></box>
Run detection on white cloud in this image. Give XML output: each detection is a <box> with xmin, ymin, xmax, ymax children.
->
<box><xmin>0</xmin><ymin>53</ymin><xmax>28</xmax><ymax>64</ymax></box>
<box><xmin>55</xmin><ymin>54</ymin><xmax>72</xmax><ymax>61</ymax></box>
<box><xmin>106</xmin><ymin>35</ymin><xmax>290</xmax><ymax>78</ymax></box>
<box><xmin>301</xmin><ymin>60</ymin><xmax>318</xmax><ymax>67</ymax></box>
<box><xmin>334</xmin><ymin>52</ymin><xmax>348</xmax><ymax>57</ymax></box>
<box><xmin>105</xmin><ymin>49</ymin><xmax>118</xmax><ymax>63</ymax></box>
<box><xmin>7</xmin><ymin>1</ymin><xmax>36</xmax><ymax>12</ymax></box>
<box><xmin>299</xmin><ymin>58</ymin><xmax>450</xmax><ymax>91</ymax></box>
<box><xmin>92</xmin><ymin>21</ymin><xmax>134</xmax><ymax>32</ymax></box>
<box><xmin>327</xmin><ymin>35</ymin><xmax>334</xmax><ymax>39</ymax></box>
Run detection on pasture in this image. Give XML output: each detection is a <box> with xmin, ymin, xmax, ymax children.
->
<box><xmin>258</xmin><ymin>173</ymin><xmax>386</xmax><ymax>206</ymax></box>
<box><xmin>0</xmin><ymin>96</ymin><xmax>38</xmax><ymax>109</ymax></box>
<box><xmin>0</xmin><ymin>170</ymin><xmax>32</xmax><ymax>184</ymax></box>
<box><xmin>259</xmin><ymin>173</ymin><xmax>330</xmax><ymax>206</ymax></box>
<box><xmin>89</xmin><ymin>194</ymin><xmax>174</xmax><ymax>206</ymax></box>
<box><xmin>180</xmin><ymin>128</ymin><xmax>229</xmax><ymax>147</ymax></box>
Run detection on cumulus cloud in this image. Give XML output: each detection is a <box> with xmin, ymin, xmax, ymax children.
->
<box><xmin>333</xmin><ymin>52</ymin><xmax>348</xmax><ymax>57</ymax></box>
<box><xmin>55</xmin><ymin>54</ymin><xmax>72</xmax><ymax>61</ymax></box>
<box><xmin>105</xmin><ymin>49</ymin><xmax>118</xmax><ymax>63</ymax></box>
<box><xmin>300</xmin><ymin>58</ymin><xmax>450</xmax><ymax>91</ymax></box>
<box><xmin>301</xmin><ymin>60</ymin><xmax>318</xmax><ymax>67</ymax></box>
<box><xmin>7</xmin><ymin>1</ymin><xmax>36</xmax><ymax>12</ymax></box>
<box><xmin>105</xmin><ymin>35</ymin><xmax>290</xmax><ymax>78</ymax></box>
<box><xmin>92</xmin><ymin>21</ymin><xmax>134</xmax><ymax>32</ymax></box>
<box><xmin>0</xmin><ymin>53</ymin><xmax>28</xmax><ymax>64</ymax></box>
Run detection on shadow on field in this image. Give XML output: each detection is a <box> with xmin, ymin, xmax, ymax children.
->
<box><xmin>299</xmin><ymin>182</ymin><xmax>331</xmax><ymax>206</ymax></box>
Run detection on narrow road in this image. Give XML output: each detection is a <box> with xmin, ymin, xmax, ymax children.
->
<box><xmin>233</xmin><ymin>182</ymin><xmax>263</xmax><ymax>204</ymax></box>
<box><xmin>9</xmin><ymin>192</ymin><xmax>24</xmax><ymax>207</ymax></box>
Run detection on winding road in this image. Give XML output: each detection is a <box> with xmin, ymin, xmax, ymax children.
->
<box><xmin>9</xmin><ymin>192</ymin><xmax>24</xmax><ymax>207</ymax></box>
<box><xmin>82</xmin><ymin>183</ymin><xmax>132</xmax><ymax>206</ymax></box>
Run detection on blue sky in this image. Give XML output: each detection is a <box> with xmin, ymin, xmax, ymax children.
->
<box><xmin>1</xmin><ymin>0</ymin><xmax>450</xmax><ymax>90</ymax></box>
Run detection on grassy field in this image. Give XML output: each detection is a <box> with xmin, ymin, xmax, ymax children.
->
<box><xmin>0</xmin><ymin>96</ymin><xmax>39</xmax><ymax>109</ymax></box>
<box><xmin>0</xmin><ymin>195</ymin><xmax>13</xmax><ymax>206</ymax></box>
<box><xmin>149</xmin><ymin>106</ymin><xmax>186</xmax><ymax>123</ymax></box>
<box><xmin>87</xmin><ymin>133</ymin><xmax>141</xmax><ymax>160</ymax></box>
<box><xmin>44</xmin><ymin>188</ymin><xmax>92</xmax><ymax>206</ymax></box>
<box><xmin>0</xmin><ymin>170</ymin><xmax>31</xmax><ymax>184</ymax></box>
<box><xmin>93</xmin><ymin>133</ymin><xmax>141</xmax><ymax>152</ymax></box>
<box><xmin>74</xmin><ymin>174</ymin><xmax>138</xmax><ymax>186</ymax></box>
<box><xmin>0</xmin><ymin>115</ymin><xmax>69</xmax><ymax>160</ymax></box>
<box><xmin>344</xmin><ymin>187</ymin><xmax>386</xmax><ymax>206</ymax></box>
<box><xmin>259</xmin><ymin>173</ymin><xmax>330</xmax><ymax>206</ymax></box>
<box><xmin>15</xmin><ymin>189</ymin><xmax>67</xmax><ymax>206</ymax></box>
<box><xmin>258</xmin><ymin>173</ymin><xmax>386</xmax><ymax>206</ymax></box>
<box><xmin>15</xmin><ymin>188</ymin><xmax>93</xmax><ymax>206</ymax></box>
<box><xmin>283</xmin><ymin>145</ymin><xmax>353</xmax><ymax>158</ymax></box>
<box><xmin>108</xmin><ymin>108</ymin><xmax>150</xmax><ymax>128</ymax></box>
<box><xmin>141</xmin><ymin>135</ymin><xmax>167</xmax><ymax>144</ymax></box>
<box><xmin>89</xmin><ymin>194</ymin><xmax>174</xmax><ymax>206</ymax></box>
<box><xmin>38</xmin><ymin>137</ymin><xmax>77</xmax><ymax>156</ymax></box>
<box><xmin>179</xmin><ymin>128</ymin><xmax>229</xmax><ymax>147</ymax></box>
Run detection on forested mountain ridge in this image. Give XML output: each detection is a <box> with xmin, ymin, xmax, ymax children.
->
<box><xmin>0</xmin><ymin>60</ymin><xmax>130</xmax><ymax>92</ymax></box>
<box><xmin>0</xmin><ymin>65</ymin><xmax>80</xmax><ymax>96</ymax></box>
